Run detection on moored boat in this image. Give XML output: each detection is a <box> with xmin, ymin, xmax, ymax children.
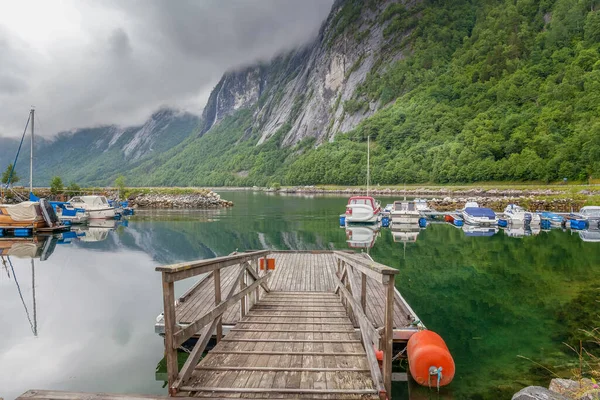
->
<box><xmin>390</xmin><ymin>201</ymin><xmax>420</xmax><ymax>225</ymax></box>
<box><xmin>344</xmin><ymin>196</ymin><xmax>381</xmax><ymax>224</ymax></box>
<box><xmin>0</xmin><ymin>199</ymin><xmax>66</xmax><ymax>233</ymax></box>
<box><xmin>503</xmin><ymin>204</ymin><xmax>541</xmax><ymax>226</ymax></box>
<box><xmin>461</xmin><ymin>202</ymin><xmax>497</xmax><ymax>226</ymax></box>
<box><xmin>538</xmin><ymin>211</ymin><xmax>564</xmax><ymax>227</ymax></box>
<box><xmin>67</xmin><ymin>195</ymin><xmax>116</xmax><ymax>219</ymax></box>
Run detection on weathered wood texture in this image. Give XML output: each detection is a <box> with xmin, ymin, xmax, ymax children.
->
<box><xmin>166</xmin><ymin>252</ymin><xmax>416</xmax><ymax>332</ymax></box>
<box><xmin>181</xmin><ymin>292</ymin><xmax>379</xmax><ymax>399</ymax></box>
<box><xmin>16</xmin><ymin>391</ymin><xmax>194</xmax><ymax>400</ymax></box>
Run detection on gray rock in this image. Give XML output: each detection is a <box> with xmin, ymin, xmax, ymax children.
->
<box><xmin>512</xmin><ymin>386</ymin><xmax>570</xmax><ymax>400</ymax></box>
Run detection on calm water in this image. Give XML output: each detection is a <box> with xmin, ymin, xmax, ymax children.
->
<box><xmin>1</xmin><ymin>192</ymin><xmax>599</xmax><ymax>399</ymax></box>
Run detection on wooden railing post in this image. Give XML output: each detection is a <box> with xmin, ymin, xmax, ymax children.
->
<box><xmin>383</xmin><ymin>275</ymin><xmax>395</xmax><ymax>396</ymax></box>
<box><xmin>162</xmin><ymin>272</ymin><xmax>178</xmax><ymax>394</ymax></box>
<box><xmin>240</xmin><ymin>269</ymin><xmax>247</xmax><ymax>318</ymax></box>
<box><xmin>361</xmin><ymin>272</ymin><xmax>367</xmax><ymax>312</ymax></box>
<box><xmin>214</xmin><ymin>269</ymin><xmax>222</xmax><ymax>343</ymax></box>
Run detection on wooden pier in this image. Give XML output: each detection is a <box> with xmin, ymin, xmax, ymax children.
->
<box><xmin>157</xmin><ymin>250</ymin><xmax>422</xmax><ymax>399</ymax></box>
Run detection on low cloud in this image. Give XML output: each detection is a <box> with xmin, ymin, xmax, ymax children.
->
<box><xmin>0</xmin><ymin>0</ymin><xmax>333</xmax><ymax>137</ymax></box>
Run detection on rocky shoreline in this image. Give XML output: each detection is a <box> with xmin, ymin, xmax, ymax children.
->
<box><xmin>129</xmin><ymin>191</ymin><xmax>233</xmax><ymax>209</ymax></box>
<box><xmin>427</xmin><ymin>196</ymin><xmax>585</xmax><ymax>213</ymax></box>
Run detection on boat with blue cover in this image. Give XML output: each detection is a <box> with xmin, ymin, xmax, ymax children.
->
<box><xmin>461</xmin><ymin>202</ymin><xmax>497</xmax><ymax>226</ymax></box>
<box><xmin>538</xmin><ymin>211</ymin><xmax>564</xmax><ymax>227</ymax></box>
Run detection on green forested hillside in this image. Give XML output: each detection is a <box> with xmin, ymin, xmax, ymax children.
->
<box><xmin>128</xmin><ymin>0</ymin><xmax>600</xmax><ymax>187</ymax></box>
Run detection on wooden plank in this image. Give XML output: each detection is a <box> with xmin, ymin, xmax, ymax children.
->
<box><xmin>383</xmin><ymin>276</ymin><xmax>395</xmax><ymax>396</ymax></box>
<box><xmin>213</xmin><ymin>268</ymin><xmax>222</xmax><ymax>343</ymax></box>
<box><xmin>161</xmin><ymin>273</ymin><xmax>178</xmax><ymax>393</ymax></box>
<box><xmin>361</xmin><ymin>272</ymin><xmax>367</xmax><ymax>312</ymax></box>
<box><xmin>236</xmin><ymin>321</ymin><xmax>354</xmax><ymax>325</ymax></box>
<box><xmin>333</xmin><ymin>251</ymin><xmax>398</xmax><ymax>283</ymax></box>
<box><xmin>179</xmin><ymin>387</ymin><xmax>377</xmax><ymax>394</ymax></box>
<box><xmin>209</xmin><ymin>351</ymin><xmax>366</xmax><ymax>356</ymax></box>
<box><xmin>221</xmin><ymin>338</ymin><xmax>362</xmax><ymax>343</ymax></box>
<box><xmin>334</xmin><ymin>274</ymin><xmax>380</xmax><ymax>345</ymax></box>
<box><xmin>16</xmin><ymin>390</ymin><xmax>198</xmax><ymax>400</ymax></box>
<box><xmin>156</xmin><ymin>250</ymin><xmax>268</xmax><ymax>273</ymax></box>
<box><xmin>230</xmin><ymin>329</ymin><xmax>355</xmax><ymax>333</ymax></box>
<box><xmin>195</xmin><ymin>366</ymin><xmax>370</xmax><ymax>372</ymax></box>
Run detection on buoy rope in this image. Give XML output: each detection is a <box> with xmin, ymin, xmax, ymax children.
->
<box><xmin>428</xmin><ymin>366</ymin><xmax>443</xmax><ymax>392</ymax></box>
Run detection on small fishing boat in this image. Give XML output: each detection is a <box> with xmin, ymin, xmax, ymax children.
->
<box><xmin>344</xmin><ymin>196</ymin><xmax>381</xmax><ymax>224</ymax></box>
<box><xmin>461</xmin><ymin>202</ymin><xmax>497</xmax><ymax>226</ymax></box>
<box><xmin>503</xmin><ymin>204</ymin><xmax>541</xmax><ymax>226</ymax></box>
<box><xmin>390</xmin><ymin>201</ymin><xmax>420</xmax><ymax>225</ymax></box>
<box><xmin>67</xmin><ymin>195</ymin><xmax>116</xmax><ymax>219</ymax></box>
<box><xmin>538</xmin><ymin>211</ymin><xmax>564</xmax><ymax>227</ymax></box>
<box><xmin>578</xmin><ymin>206</ymin><xmax>600</xmax><ymax>229</ymax></box>
<box><xmin>0</xmin><ymin>199</ymin><xmax>65</xmax><ymax>233</ymax></box>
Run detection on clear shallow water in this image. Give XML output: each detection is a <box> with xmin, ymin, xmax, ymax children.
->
<box><xmin>1</xmin><ymin>191</ymin><xmax>598</xmax><ymax>399</ymax></box>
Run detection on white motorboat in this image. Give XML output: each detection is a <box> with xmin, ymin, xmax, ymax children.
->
<box><xmin>414</xmin><ymin>199</ymin><xmax>433</xmax><ymax>213</ymax></box>
<box><xmin>67</xmin><ymin>195</ymin><xmax>116</xmax><ymax>219</ymax></box>
<box><xmin>461</xmin><ymin>202</ymin><xmax>497</xmax><ymax>225</ymax></box>
<box><xmin>390</xmin><ymin>201</ymin><xmax>420</xmax><ymax>225</ymax></box>
<box><xmin>503</xmin><ymin>204</ymin><xmax>541</xmax><ymax>226</ymax></box>
<box><xmin>344</xmin><ymin>196</ymin><xmax>381</xmax><ymax>224</ymax></box>
<box><xmin>578</xmin><ymin>206</ymin><xmax>600</xmax><ymax>229</ymax></box>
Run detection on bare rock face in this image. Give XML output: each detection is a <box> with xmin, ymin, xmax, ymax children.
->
<box><xmin>512</xmin><ymin>386</ymin><xmax>569</xmax><ymax>400</ymax></box>
<box><xmin>549</xmin><ymin>378</ymin><xmax>600</xmax><ymax>400</ymax></box>
<box><xmin>199</xmin><ymin>0</ymin><xmax>411</xmax><ymax>146</ymax></box>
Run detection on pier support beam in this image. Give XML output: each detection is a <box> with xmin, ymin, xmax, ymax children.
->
<box><xmin>161</xmin><ymin>273</ymin><xmax>178</xmax><ymax>394</ymax></box>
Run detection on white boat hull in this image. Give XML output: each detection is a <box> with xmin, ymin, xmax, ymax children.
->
<box><xmin>345</xmin><ymin>204</ymin><xmax>379</xmax><ymax>223</ymax></box>
<box><xmin>462</xmin><ymin>212</ymin><xmax>497</xmax><ymax>226</ymax></box>
<box><xmin>390</xmin><ymin>212</ymin><xmax>420</xmax><ymax>225</ymax></box>
<box><xmin>506</xmin><ymin>213</ymin><xmax>541</xmax><ymax>226</ymax></box>
<box><xmin>88</xmin><ymin>208</ymin><xmax>116</xmax><ymax>219</ymax></box>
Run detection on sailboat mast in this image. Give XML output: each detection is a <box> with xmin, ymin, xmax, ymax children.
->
<box><xmin>29</xmin><ymin>108</ymin><xmax>34</xmax><ymax>194</ymax></box>
<box><xmin>367</xmin><ymin>135</ymin><xmax>370</xmax><ymax>196</ymax></box>
<box><xmin>31</xmin><ymin>259</ymin><xmax>37</xmax><ymax>337</ymax></box>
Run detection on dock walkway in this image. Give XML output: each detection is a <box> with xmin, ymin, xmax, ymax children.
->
<box><xmin>156</xmin><ymin>250</ymin><xmax>421</xmax><ymax>399</ymax></box>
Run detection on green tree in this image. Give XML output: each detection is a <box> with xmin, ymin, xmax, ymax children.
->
<box><xmin>50</xmin><ymin>176</ymin><xmax>64</xmax><ymax>195</ymax></box>
<box><xmin>114</xmin><ymin>175</ymin><xmax>126</xmax><ymax>198</ymax></box>
<box><xmin>67</xmin><ymin>182</ymin><xmax>81</xmax><ymax>196</ymax></box>
<box><xmin>1</xmin><ymin>164</ymin><xmax>20</xmax><ymax>186</ymax></box>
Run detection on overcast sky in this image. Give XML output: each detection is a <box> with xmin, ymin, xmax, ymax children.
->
<box><xmin>0</xmin><ymin>0</ymin><xmax>334</xmax><ymax>137</ymax></box>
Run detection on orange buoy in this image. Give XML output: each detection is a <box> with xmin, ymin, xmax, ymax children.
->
<box><xmin>407</xmin><ymin>330</ymin><xmax>455</xmax><ymax>388</ymax></box>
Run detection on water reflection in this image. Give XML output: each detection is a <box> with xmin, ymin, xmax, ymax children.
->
<box><xmin>345</xmin><ymin>224</ymin><xmax>380</xmax><ymax>248</ymax></box>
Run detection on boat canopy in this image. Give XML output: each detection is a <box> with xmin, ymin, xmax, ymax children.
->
<box><xmin>348</xmin><ymin>196</ymin><xmax>376</xmax><ymax>209</ymax></box>
<box><xmin>464</xmin><ymin>207</ymin><xmax>496</xmax><ymax>219</ymax></box>
<box><xmin>0</xmin><ymin>201</ymin><xmax>42</xmax><ymax>222</ymax></box>
<box><xmin>69</xmin><ymin>196</ymin><xmax>110</xmax><ymax>207</ymax></box>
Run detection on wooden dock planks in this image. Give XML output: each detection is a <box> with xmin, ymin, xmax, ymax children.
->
<box><xmin>181</xmin><ymin>292</ymin><xmax>378</xmax><ymax>399</ymax></box>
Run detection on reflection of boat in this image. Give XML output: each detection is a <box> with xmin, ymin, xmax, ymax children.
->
<box><xmin>390</xmin><ymin>201</ymin><xmax>420</xmax><ymax>225</ymax></box>
<box><xmin>579</xmin><ymin>229</ymin><xmax>600</xmax><ymax>242</ymax></box>
<box><xmin>68</xmin><ymin>196</ymin><xmax>116</xmax><ymax>219</ymax></box>
<box><xmin>503</xmin><ymin>226</ymin><xmax>541</xmax><ymax>238</ymax></box>
<box><xmin>345</xmin><ymin>225</ymin><xmax>379</xmax><ymax>248</ymax></box>
<box><xmin>344</xmin><ymin>196</ymin><xmax>381</xmax><ymax>224</ymax></box>
<box><xmin>462</xmin><ymin>225</ymin><xmax>498</xmax><ymax>237</ymax></box>
<box><xmin>391</xmin><ymin>224</ymin><xmax>421</xmax><ymax>243</ymax></box>
<box><xmin>539</xmin><ymin>211</ymin><xmax>564</xmax><ymax>227</ymax></box>
<box><xmin>0</xmin><ymin>236</ymin><xmax>57</xmax><ymax>260</ymax></box>
<box><xmin>461</xmin><ymin>202</ymin><xmax>497</xmax><ymax>226</ymax></box>
<box><xmin>503</xmin><ymin>204</ymin><xmax>541</xmax><ymax>226</ymax></box>
<box><xmin>89</xmin><ymin>218</ymin><xmax>117</xmax><ymax>229</ymax></box>
<box><xmin>578</xmin><ymin>206</ymin><xmax>600</xmax><ymax>229</ymax></box>
<box><xmin>72</xmin><ymin>223</ymin><xmax>116</xmax><ymax>242</ymax></box>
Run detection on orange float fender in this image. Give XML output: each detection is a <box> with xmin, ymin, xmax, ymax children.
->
<box><xmin>407</xmin><ymin>330</ymin><xmax>455</xmax><ymax>388</ymax></box>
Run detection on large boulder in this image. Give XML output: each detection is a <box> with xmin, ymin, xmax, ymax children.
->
<box><xmin>512</xmin><ymin>386</ymin><xmax>569</xmax><ymax>400</ymax></box>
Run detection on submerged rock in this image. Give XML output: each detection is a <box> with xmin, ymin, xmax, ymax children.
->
<box><xmin>512</xmin><ymin>386</ymin><xmax>569</xmax><ymax>400</ymax></box>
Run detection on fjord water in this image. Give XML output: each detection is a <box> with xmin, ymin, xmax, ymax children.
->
<box><xmin>1</xmin><ymin>191</ymin><xmax>599</xmax><ymax>399</ymax></box>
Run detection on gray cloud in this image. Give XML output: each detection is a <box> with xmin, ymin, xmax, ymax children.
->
<box><xmin>0</xmin><ymin>0</ymin><xmax>333</xmax><ymax>137</ymax></box>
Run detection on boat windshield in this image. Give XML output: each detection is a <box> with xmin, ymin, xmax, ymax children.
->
<box><xmin>349</xmin><ymin>198</ymin><xmax>374</xmax><ymax>208</ymax></box>
<box><xmin>100</xmin><ymin>197</ymin><xmax>109</xmax><ymax>205</ymax></box>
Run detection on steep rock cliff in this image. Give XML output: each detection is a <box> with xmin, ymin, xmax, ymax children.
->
<box><xmin>201</xmin><ymin>0</ymin><xmax>408</xmax><ymax>146</ymax></box>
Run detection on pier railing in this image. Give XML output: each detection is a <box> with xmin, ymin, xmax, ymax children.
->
<box><xmin>156</xmin><ymin>250</ymin><xmax>271</xmax><ymax>395</ymax></box>
<box><xmin>333</xmin><ymin>251</ymin><xmax>399</xmax><ymax>396</ymax></box>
